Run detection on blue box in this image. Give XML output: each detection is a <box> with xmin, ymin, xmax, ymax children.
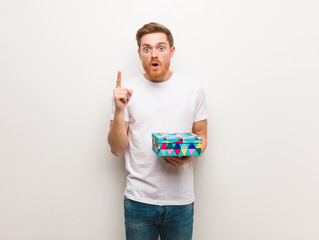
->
<box><xmin>152</xmin><ymin>133</ymin><xmax>202</xmax><ymax>157</ymax></box>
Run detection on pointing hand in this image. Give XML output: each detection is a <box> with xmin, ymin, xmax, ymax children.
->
<box><xmin>113</xmin><ymin>71</ymin><xmax>133</xmax><ymax>111</ymax></box>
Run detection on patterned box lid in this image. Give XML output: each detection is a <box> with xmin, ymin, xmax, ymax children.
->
<box><xmin>152</xmin><ymin>133</ymin><xmax>203</xmax><ymax>144</ymax></box>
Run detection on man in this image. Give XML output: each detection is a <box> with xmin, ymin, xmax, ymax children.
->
<box><xmin>108</xmin><ymin>22</ymin><xmax>208</xmax><ymax>240</ymax></box>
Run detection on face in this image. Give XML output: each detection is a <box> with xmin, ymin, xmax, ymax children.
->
<box><xmin>138</xmin><ymin>32</ymin><xmax>175</xmax><ymax>82</ymax></box>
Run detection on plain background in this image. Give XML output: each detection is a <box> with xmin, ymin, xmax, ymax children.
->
<box><xmin>1</xmin><ymin>0</ymin><xmax>318</xmax><ymax>239</ymax></box>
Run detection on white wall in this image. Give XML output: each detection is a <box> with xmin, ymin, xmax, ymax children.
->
<box><xmin>1</xmin><ymin>0</ymin><xmax>318</xmax><ymax>239</ymax></box>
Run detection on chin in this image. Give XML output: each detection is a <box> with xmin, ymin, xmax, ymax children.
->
<box><xmin>149</xmin><ymin>71</ymin><xmax>165</xmax><ymax>80</ymax></box>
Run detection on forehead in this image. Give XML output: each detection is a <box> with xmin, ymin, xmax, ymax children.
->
<box><xmin>140</xmin><ymin>32</ymin><xmax>169</xmax><ymax>46</ymax></box>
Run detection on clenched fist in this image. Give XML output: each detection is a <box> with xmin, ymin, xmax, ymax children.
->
<box><xmin>113</xmin><ymin>71</ymin><xmax>133</xmax><ymax>112</ymax></box>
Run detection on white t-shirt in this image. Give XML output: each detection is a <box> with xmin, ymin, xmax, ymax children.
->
<box><xmin>110</xmin><ymin>72</ymin><xmax>208</xmax><ymax>205</ymax></box>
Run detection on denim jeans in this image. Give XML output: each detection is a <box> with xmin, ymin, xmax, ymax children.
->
<box><xmin>124</xmin><ymin>198</ymin><xmax>194</xmax><ymax>240</ymax></box>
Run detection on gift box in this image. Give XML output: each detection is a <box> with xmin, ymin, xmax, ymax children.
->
<box><xmin>152</xmin><ymin>133</ymin><xmax>202</xmax><ymax>157</ymax></box>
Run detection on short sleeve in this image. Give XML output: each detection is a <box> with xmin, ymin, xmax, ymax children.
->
<box><xmin>194</xmin><ymin>84</ymin><xmax>208</xmax><ymax>122</ymax></box>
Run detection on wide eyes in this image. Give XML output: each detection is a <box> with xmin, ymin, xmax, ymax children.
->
<box><xmin>142</xmin><ymin>46</ymin><xmax>166</xmax><ymax>53</ymax></box>
<box><xmin>158</xmin><ymin>46</ymin><xmax>165</xmax><ymax>52</ymax></box>
<box><xmin>143</xmin><ymin>47</ymin><xmax>150</xmax><ymax>53</ymax></box>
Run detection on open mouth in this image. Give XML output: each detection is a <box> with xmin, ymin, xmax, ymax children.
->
<box><xmin>151</xmin><ymin>62</ymin><xmax>160</xmax><ymax>69</ymax></box>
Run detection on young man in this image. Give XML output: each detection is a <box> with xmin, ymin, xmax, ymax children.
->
<box><xmin>108</xmin><ymin>22</ymin><xmax>208</xmax><ymax>240</ymax></box>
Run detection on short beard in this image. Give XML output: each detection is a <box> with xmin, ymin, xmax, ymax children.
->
<box><xmin>143</xmin><ymin>59</ymin><xmax>170</xmax><ymax>81</ymax></box>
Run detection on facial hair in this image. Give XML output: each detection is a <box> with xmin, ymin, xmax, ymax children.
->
<box><xmin>142</xmin><ymin>58</ymin><xmax>170</xmax><ymax>80</ymax></box>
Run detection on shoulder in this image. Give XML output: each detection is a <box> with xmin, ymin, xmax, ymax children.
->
<box><xmin>173</xmin><ymin>73</ymin><xmax>203</xmax><ymax>90</ymax></box>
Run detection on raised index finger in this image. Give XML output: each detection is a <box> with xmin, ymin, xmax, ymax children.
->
<box><xmin>116</xmin><ymin>71</ymin><xmax>121</xmax><ymax>88</ymax></box>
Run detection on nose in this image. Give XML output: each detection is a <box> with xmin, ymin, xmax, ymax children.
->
<box><xmin>151</xmin><ymin>48</ymin><xmax>158</xmax><ymax>59</ymax></box>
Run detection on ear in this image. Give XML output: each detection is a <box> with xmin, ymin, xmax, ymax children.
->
<box><xmin>169</xmin><ymin>46</ymin><xmax>175</xmax><ymax>58</ymax></box>
<box><xmin>138</xmin><ymin>48</ymin><xmax>142</xmax><ymax>60</ymax></box>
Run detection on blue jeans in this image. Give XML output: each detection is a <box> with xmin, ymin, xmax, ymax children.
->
<box><xmin>124</xmin><ymin>198</ymin><xmax>194</xmax><ymax>240</ymax></box>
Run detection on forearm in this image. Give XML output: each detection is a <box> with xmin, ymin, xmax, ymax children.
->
<box><xmin>199</xmin><ymin>134</ymin><xmax>207</xmax><ymax>154</ymax></box>
<box><xmin>108</xmin><ymin>110</ymin><xmax>129</xmax><ymax>157</ymax></box>
<box><xmin>192</xmin><ymin>119</ymin><xmax>208</xmax><ymax>155</ymax></box>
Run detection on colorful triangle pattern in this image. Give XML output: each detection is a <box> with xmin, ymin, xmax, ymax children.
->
<box><xmin>152</xmin><ymin>133</ymin><xmax>202</xmax><ymax>157</ymax></box>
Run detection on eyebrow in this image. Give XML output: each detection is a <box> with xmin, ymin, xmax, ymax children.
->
<box><xmin>141</xmin><ymin>42</ymin><xmax>168</xmax><ymax>47</ymax></box>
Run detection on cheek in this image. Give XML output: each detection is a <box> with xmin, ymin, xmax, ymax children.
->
<box><xmin>166</xmin><ymin>51</ymin><xmax>172</xmax><ymax>58</ymax></box>
<box><xmin>142</xmin><ymin>57</ymin><xmax>149</xmax><ymax>65</ymax></box>
<box><xmin>141</xmin><ymin>54</ymin><xmax>149</xmax><ymax>61</ymax></box>
<box><xmin>162</xmin><ymin>54</ymin><xmax>171</xmax><ymax>62</ymax></box>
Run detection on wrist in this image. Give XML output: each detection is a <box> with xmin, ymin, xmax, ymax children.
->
<box><xmin>114</xmin><ymin>107</ymin><xmax>125</xmax><ymax>115</ymax></box>
<box><xmin>113</xmin><ymin>109</ymin><xmax>125</xmax><ymax>121</ymax></box>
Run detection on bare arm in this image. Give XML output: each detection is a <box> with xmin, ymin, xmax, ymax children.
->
<box><xmin>192</xmin><ymin>119</ymin><xmax>207</xmax><ymax>154</ymax></box>
<box><xmin>107</xmin><ymin>71</ymin><xmax>133</xmax><ymax>157</ymax></box>
<box><xmin>108</xmin><ymin>119</ymin><xmax>129</xmax><ymax>157</ymax></box>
